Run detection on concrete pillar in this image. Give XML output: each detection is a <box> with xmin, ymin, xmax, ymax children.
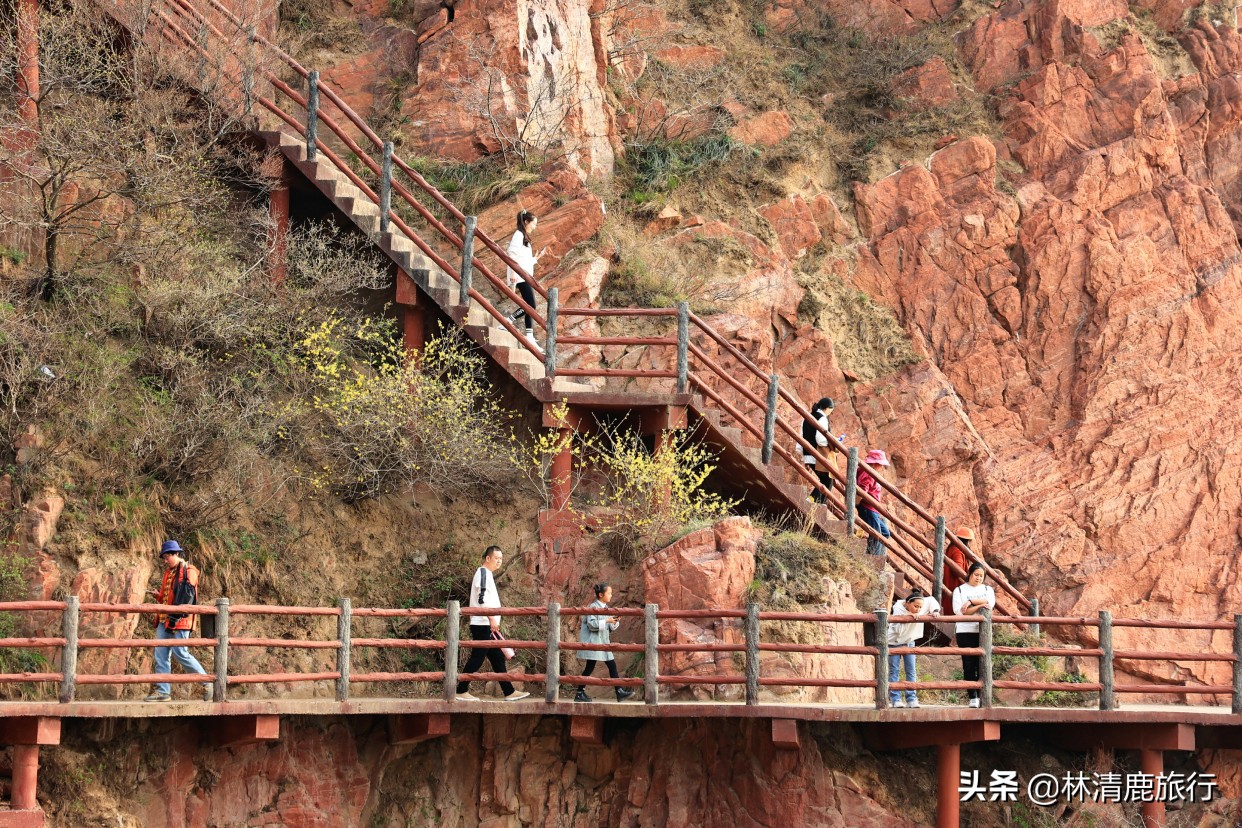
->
<box><xmin>16</xmin><ymin>0</ymin><xmax>39</xmax><ymax>128</ymax></box>
<box><xmin>1139</xmin><ymin>748</ymin><xmax>1164</xmax><ymax>828</ymax></box>
<box><xmin>268</xmin><ymin>166</ymin><xmax>290</xmax><ymax>285</ymax></box>
<box><xmin>549</xmin><ymin>427</ymin><xmax>573</xmax><ymax>511</ymax></box>
<box><xmin>936</xmin><ymin>742</ymin><xmax>960</xmax><ymax>828</ymax></box>
<box><xmin>10</xmin><ymin>744</ymin><xmax>39</xmax><ymax>811</ymax></box>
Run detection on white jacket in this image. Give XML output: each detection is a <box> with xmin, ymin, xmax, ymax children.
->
<box><xmin>952</xmin><ymin>583</ymin><xmax>996</xmax><ymax>634</ymax></box>
<box><xmin>468</xmin><ymin>567</ymin><xmax>502</xmax><ymax>627</ymax></box>
<box><xmin>801</xmin><ymin>411</ymin><xmax>831</xmax><ymax>464</ymax></box>
<box><xmin>888</xmin><ymin>597</ymin><xmax>940</xmax><ymax>645</ymax></box>
<box><xmin>505</xmin><ymin>231</ymin><xmax>537</xmax><ymax>285</ymax></box>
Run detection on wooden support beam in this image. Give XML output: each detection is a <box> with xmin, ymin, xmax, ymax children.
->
<box><xmin>0</xmin><ymin>717</ymin><xmax>61</xmax><ymax>746</ymax></box>
<box><xmin>389</xmin><ymin>713</ymin><xmax>450</xmax><ymax>745</ymax></box>
<box><xmin>215</xmin><ymin>715</ymin><xmax>280</xmax><ymax>747</ymax></box>
<box><xmin>771</xmin><ymin>719</ymin><xmax>799</xmax><ymax>751</ymax></box>
<box><xmin>1050</xmin><ymin>723</ymin><xmax>1194</xmax><ymax>753</ymax></box>
<box><xmin>570</xmin><ymin>716</ymin><xmax>604</xmax><ymax>747</ymax></box>
<box><xmin>861</xmin><ymin>720</ymin><xmax>1000</xmax><ymax>752</ymax></box>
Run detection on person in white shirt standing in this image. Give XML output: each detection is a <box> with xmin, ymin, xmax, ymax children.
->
<box><xmin>887</xmin><ymin>587</ymin><xmax>939</xmax><ymax>708</ymax></box>
<box><xmin>952</xmin><ymin>563</ymin><xmax>996</xmax><ymax>708</ymax></box>
<box><xmin>506</xmin><ymin>210</ymin><xmax>547</xmax><ymax>349</ymax></box>
<box><xmin>455</xmin><ymin>545</ymin><xmax>530</xmax><ymax>702</ymax></box>
<box><xmin>801</xmin><ymin>397</ymin><xmax>835</xmax><ymax>504</ymax></box>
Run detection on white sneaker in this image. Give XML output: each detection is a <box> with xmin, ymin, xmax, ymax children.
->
<box><xmin>891</xmin><ymin>699</ymin><xmax>905</xmax><ymax>708</ymax></box>
<box><xmin>907</xmin><ymin>699</ymin><xmax>920</xmax><ymax>709</ymax></box>
<box><xmin>504</xmin><ymin>691</ymin><xmax>531</xmax><ymax>702</ymax></box>
<box><xmin>968</xmin><ymin>698</ymin><xmax>981</xmax><ymax>708</ymax></box>
<box><xmin>455</xmin><ymin>692</ymin><xmax>479</xmax><ymax>702</ymax></box>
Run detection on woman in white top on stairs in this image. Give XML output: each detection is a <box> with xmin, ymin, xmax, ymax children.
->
<box><xmin>506</xmin><ymin>210</ymin><xmax>546</xmax><ymax>348</ymax></box>
<box><xmin>952</xmin><ymin>562</ymin><xmax>996</xmax><ymax>708</ymax></box>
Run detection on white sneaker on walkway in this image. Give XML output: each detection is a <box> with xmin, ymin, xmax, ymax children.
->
<box><xmin>504</xmin><ymin>691</ymin><xmax>531</xmax><ymax>702</ymax></box>
<box><xmin>968</xmin><ymin>698</ymin><xmax>981</xmax><ymax>708</ymax></box>
<box><xmin>455</xmin><ymin>692</ymin><xmax>479</xmax><ymax>702</ymax></box>
<box><xmin>891</xmin><ymin>699</ymin><xmax>905</xmax><ymax>708</ymax></box>
<box><xmin>907</xmin><ymin>699</ymin><xmax>920</xmax><ymax>709</ymax></box>
<box><xmin>203</xmin><ymin>684</ymin><xmax>214</xmax><ymax>702</ymax></box>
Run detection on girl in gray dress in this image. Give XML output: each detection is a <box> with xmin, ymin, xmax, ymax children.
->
<box><xmin>575</xmin><ymin>583</ymin><xmax>635</xmax><ymax>703</ymax></box>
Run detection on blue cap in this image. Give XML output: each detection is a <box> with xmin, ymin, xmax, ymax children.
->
<box><xmin>159</xmin><ymin>540</ymin><xmax>183</xmax><ymax>556</ymax></box>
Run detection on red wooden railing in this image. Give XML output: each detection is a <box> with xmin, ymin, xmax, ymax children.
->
<box><xmin>0</xmin><ymin>600</ymin><xmax>1236</xmax><ymax>711</ymax></box>
<box><xmin>97</xmin><ymin>0</ymin><xmax>1029</xmax><ymax>614</ymax></box>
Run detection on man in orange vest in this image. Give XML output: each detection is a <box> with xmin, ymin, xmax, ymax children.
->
<box><xmin>144</xmin><ymin>540</ymin><xmax>211</xmax><ymax>702</ymax></box>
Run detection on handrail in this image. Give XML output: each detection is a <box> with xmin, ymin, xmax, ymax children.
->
<box><xmin>0</xmin><ymin>601</ymin><xmax>1234</xmax><ymax>710</ymax></box>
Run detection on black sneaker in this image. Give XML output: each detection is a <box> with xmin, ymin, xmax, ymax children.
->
<box><xmin>615</xmin><ymin>688</ymin><xmax>635</xmax><ymax>702</ymax></box>
<box><xmin>574</xmin><ymin>688</ymin><xmax>591</xmax><ymax>703</ymax></box>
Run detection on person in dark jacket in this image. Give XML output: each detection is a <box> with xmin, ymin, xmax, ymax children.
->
<box><xmin>801</xmin><ymin>397</ymin><xmax>835</xmax><ymax>503</ymax></box>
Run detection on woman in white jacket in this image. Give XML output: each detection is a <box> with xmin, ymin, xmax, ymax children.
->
<box><xmin>952</xmin><ymin>563</ymin><xmax>996</xmax><ymax>708</ymax></box>
<box><xmin>887</xmin><ymin>588</ymin><xmax>939</xmax><ymax>708</ymax></box>
<box><xmin>506</xmin><ymin>210</ymin><xmax>546</xmax><ymax>346</ymax></box>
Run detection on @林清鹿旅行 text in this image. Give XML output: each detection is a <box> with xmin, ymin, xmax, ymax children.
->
<box><xmin>959</xmin><ymin>770</ymin><xmax>1218</xmax><ymax>805</ymax></box>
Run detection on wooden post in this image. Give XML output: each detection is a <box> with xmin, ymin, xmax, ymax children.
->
<box><xmin>675</xmin><ymin>302</ymin><xmax>689</xmax><ymax>395</ymax></box>
<box><xmin>761</xmin><ymin>374</ymin><xmax>778</xmax><ymax>465</ymax></box>
<box><xmin>459</xmin><ymin>216</ymin><xmax>477</xmax><ymax>306</ymax></box>
<box><xmin>644</xmin><ymin>603</ymin><xmax>659</xmax><ymax>706</ymax></box>
<box><xmin>744</xmin><ymin>603</ymin><xmax>760</xmax><ymax>705</ymax></box>
<box><xmin>336</xmin><ymin>598</ymin><xmax>351</xmax><ymax>702</ymax></box>
<box><xmin>306</xmin><ymin>70</ymin><xmax>320</xmax><ymax>161</ymax></box>
<box><xmin>1139</xmin><ymin>748</ymin><xmax>1165</xmax><ymax>828</ymax></box>
<box><xmin>874</xmin><ymin>608</ymin><xmax>889</xmax><ymax>709</ymax></box>
<box><xmin>15</xmin><ymin>0</ymin><xmax>39</xmax><ymax>128</ymax></box>
<box><xmin>1030</xmin><ymin>598</ymin><xmax>1041</xmax><ymax>639</ymax></box>
<box><xmin>444</xmin><ymin>601</ymin><xmax>460</xmax><ymax>701</ymax></box>
<box><xmin>379</xmin><ymin>141</ymin><xmax>394</xmax><ymax>234</ymax></box>
<box><xmin>1099</xmin><ymin>610</ymin><xmax>1115</xmax><ymax>711</ymax></box>
<box><xmin>932</xmin><ymin>517</ymin><xmax>946</xmax><ymax>604</ymax></box>
<box><xmin>1234</xmin><ymin>614</ymin><xmax>1242</xmax><ymax>715</ymax></box>
<box><xmin>213</xmin><ymin>598</ymin><xmax>229</xmax><ymax>703</ymax></box>
<box><xmin>980</xmin><ymin>608</ymin><xmax>993</xmax><ymax>708</ymax></box>
<box><xmin>58</xmin><ymin>596</ymin><xmax>79</xmax><ymax>704</ymax></box>
<box><xmin>845</xmin><ymin>448</ymin><xmax>859</xmax><ymax>536</ymax></box>
<box><xmin>544</xmin><ymin>287</ymin><xmax>558</xmax><ymax>378</ymax></box>
<box><xmin>936</xmin><ymin>743</ymin><xmax>960</xmax><ymax>828</ymax></box>
<box><xmin>545</xmin><ymin>602</ymin><xmax>560</xmax><ymax>704</ymax></box>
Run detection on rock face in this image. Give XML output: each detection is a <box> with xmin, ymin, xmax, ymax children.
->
<box><xmin>642</xmin><ymin>517</ymin><xmax>870</xmax><ymax>704</ymax></box>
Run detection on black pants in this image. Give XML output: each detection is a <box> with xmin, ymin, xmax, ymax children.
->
<box><xmin>957</xmin><ymin>631</ymin><xmax>981</xmax><ymax>700</ymax></box>
<box><xmin>806</xmin><ymin>464</ymin><xmax>834</xmax><ymax>503</ymax></box>
<box><xmin>515</xmin><ymin>281</ymin><xmax>536</xmax><ymax>331</ymax></box>
<box><xmin>579</xmin><ymin>658</ymin><xmax>619</xmax><ymax>691</ymax></box>
<box><xmin>457</xmin><ymin>624</ymin><xmax>515</xmax><ymax>696</ymax></box>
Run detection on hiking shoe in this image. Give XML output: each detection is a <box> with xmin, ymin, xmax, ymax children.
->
<box><xmin>203</xmin><ymin>684</ymin><xmax>214</xmax><ymax>703</ymax></box>
<box><xmin>968</xmin><ymin>698</ymin><xmax>981</xmax><ymax>708</ymax></box>
<box><xmin>907</xmin><ymin>699</ymin><xmax>920</xmax><ymax>709</ymax></box>
<box><xmin>504</xmin><ymin>691</ymin><xmax>531</xmax><ymax>702</ymax></box>
<box><xmin>144</xmin><ymin>692</ymin><xmax>171</xmax><ymax>702</ymax></box>
<box><xmin>615</xmin><ymin>688</ymin><xmax>635</xmax><ymax>702</ymax></box>
<box><xmin>892</xmin><ymin>699</ymin><xmax>905</xmax><ymax>709</ymax></box>
<box><xmin>574</xmin><ymin>689</ymin><xmax>591</xmax><ymax>703</ymax></box>
<box><xmin>455</xmin><ymin>692</ymin><xmax>479</xmax><ymax>702</ymax></box>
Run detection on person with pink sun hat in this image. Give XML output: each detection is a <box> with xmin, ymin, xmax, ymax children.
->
<box><xmin>856</xmin><ymin>449</ymin><xmax>893</xmax><ymax>557</ymax></box>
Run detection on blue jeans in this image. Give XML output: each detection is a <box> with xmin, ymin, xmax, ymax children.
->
<box><xmin>860</xmin><ymin>508</ymin><xmax>891</xmax><ymax>556</ymax></box>
<box><xmin>888</xmin><ymin>652</ymin><xmax>917</xmax><ymax>703</ymax></box>
<box><xmin>154</xmin><ymin>622</ymin><xmax>207</xmax><ymax>694</ymax></box>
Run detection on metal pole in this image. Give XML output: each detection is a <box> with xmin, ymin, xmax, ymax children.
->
<box><xmin>1099</xmin><ymin>610</ymin><xmax>1114</xmax><ymax>711</ymax></box>
<box><xmin>761</xmin><ymin>374</ymin><xmax>778</xmax><ymax>465</ymax></box>
<box><xmin>744</xmin><ymin>603</ymin><xmax>760</xmax><ymax>705</ymax></box>
<box><xmin>459</xmin><ymin>216</ymin><xmax>477</xmax><ymax>307</ymax></box>
<box><xmin>675</xmin><ymin>302</ymin><xmax>689</xmax><ymax>395</ymax></box>
<box><xmin>932</xmin><ymin>516</ymin><xmax>946</xmax><ymax>603</ymax></box>
<box><xmin>58</xmin><ymin>596</ymin><xmax>79</xmax><ymax>704</ymax></box>
<box><xmin>845</xmin><ymin>448</ymin><xmax>859</xmax><ymax>536</ymax></box>
<box><xmin>874</xmin><ymin>608</ymin><xmax>889</xmax><ymax>709</ymax></box>
<box><xmin>544</xmin><ymin>287</ymin><xmax>558</xmax><ymax>378</ymax></box>
<box><xmin>1030</xmin><ymin>598</ymin><xmax>1041</xmax><ymax>640</ymax></box>
<box><xmin>444</xmin><ymin>601</ymin><xmax>460</xmax><ymax>702</ymax></box>
<box><xmin>306</xmin><ymin>70</ymin><xmax>320</xmax><ymax>162</ymax></box>
<box><xmin>545</xmin><ymin>602</ymin><xmax>560</xmax><ymax>704</ymax></box>
<box><xmin>980</xmin><ymin>608</ymin><xmax>993</xmax><ymax>708</ymax></box>
<box><xmin>213</xmin><ymin>598</ymin><xmax>229</xmax><ymax>703</ymax></box>
<box><xmin>1234</xmin><ymin>614</ymin><xmax>1242</xmax><ymax>715</ymax></box>
<box><xmin>644</xmin><ymin>603</ymin><xmax>659</xmax><ymax>706</ymax></box>
<box><xmin>379</xmin><ymin>141</ymin><xmax>394</xmax><ymax>234</ymax></box>
<box><xmin>335</xmin><ymin>598</ymin><xmax>351</xmax><ymax>702</ymax></box>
